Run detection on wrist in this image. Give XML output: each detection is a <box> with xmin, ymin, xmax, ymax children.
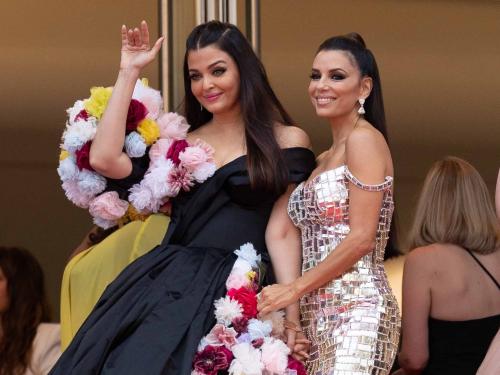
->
<box><xmin>291</xmin><ymin>278</ymin><xmax>306</xmax><ymax>300</ymax></box>
<box><xmin>118</xmin><ymin>67</ymin><xmax>141</xmax><ymax>80</ymax></box>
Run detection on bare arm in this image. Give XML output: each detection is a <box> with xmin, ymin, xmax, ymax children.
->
<box><xmin>259</xmin><ymin>127</ymin><xmax>390</xmax><ymax>313</ymax></box>
<box><xmin>398</xmin><ymin>249</ymin><xmax>432</xmax><ymax>374</ymax></box>
<box><xmin>89</xmin><ymin>21</ymin><xmax>163</xmax><ymax>178</ymax></box>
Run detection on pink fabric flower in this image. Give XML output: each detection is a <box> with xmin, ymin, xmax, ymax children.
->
<box><xmin>205</xmin><ymin>324</ymin><xmax>238</xmax><ymax>349</ymax></box>
<box><xmin>126</xmin><ymin>99</ymin><xmax>148</xmax><ymax>132</ymax></box>
<box><xmin>89</xmin><ymin>191</ymin><xmax>128</xmax><ymax>220</ymax></box>
<box><xmin>75</xmin><ymin>141</ymin><xmax>94</xmax><ymax>171</ymax></box>
<box><xmin>167</xmin><ymin>167</ymin><xmax>194</xmax><ymax>195</ymax></box>
<box><xmin>179</xmin><ymin>145</ymin><xmax>209</xmax><ymax>170</ymax></box>
<box><xmin>149</xmin><ymin>138</ymin><xmax>173</xmax><ymax>164</ymax></box>
<box><xmin>62</xmin><ymin>180</ymin><xmax>92</xmax><ymax>208</ymax></box>
<box><xmin>194</xmin><ymin>139</ymin><xmax>215</xmax><ymax>160</ymax></box>
<box><xmin>167</xmin><ymin>139</ymin><xmax>189</xmax><ymax>166</ymax></box>
<box><xmin>261</xmin><ymin>338</ymin><xmax>290</xmax><ymax>374</ymax></box>
<box><xmin>193</xmin><ymin>345</ymin><xmax>232</xmax><ymax>374</ymax></box>
<box><xmin>226</xmin><ymin>272</ymin><xmax>251</xmax><ymax>290</ymax></box>
<box><xmin>157</xmin><ymin>112</ymin><xmax>190</xmax><ymax>140</ymax></box>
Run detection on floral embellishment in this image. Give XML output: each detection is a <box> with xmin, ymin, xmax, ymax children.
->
<box><xmin>193</xmin><ymin>243</ymin><xmax>307</xmax><ymax>374</ymax></box>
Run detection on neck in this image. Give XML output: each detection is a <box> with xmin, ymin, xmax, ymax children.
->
<box><xmin>211</xmin><ymin>107</ymin><xmax>245</xmax><ymax>134</ymax></box>
<box><xmin>328</xmin><ymin>110</ymin><xmax>360</xmax><ymax>147</ymax></box>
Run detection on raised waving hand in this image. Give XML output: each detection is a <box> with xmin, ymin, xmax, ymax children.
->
<box><xmin>120</xmin><ymin>20</ymin><xmax>164</xmax><ymax>72</ymax></box>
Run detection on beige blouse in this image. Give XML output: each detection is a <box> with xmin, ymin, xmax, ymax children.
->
<box><xmin>25</xmin><ymin>323</ymin><xmax>61</xmax><ymax>375</ymax></box>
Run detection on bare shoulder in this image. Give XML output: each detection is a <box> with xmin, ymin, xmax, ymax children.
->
<box><xmin>274</xmin><ymin>123</ymin><xmax>312</xmax><ymax>150</ymax></box>
<box><xmin>346</xmin><ymin>121</ymin><xmax>388</xmax><ymax>154</ymax></box>
<box><xmin>405</xmin><ymin>244</ymin><xmax>451</xmax><ymax>270</ymax></box>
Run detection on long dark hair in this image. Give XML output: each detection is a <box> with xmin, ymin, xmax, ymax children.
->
<box><xmin>183</xmin><ymin>21</ymin><xmax>293</xmax><ymax>195</ymax></box>
<box><xmin>317</xmin><ymin>33</ymin><xmax>399</xmax><ymax>254</ymax></box>
<box><xmin>317</xmin><ymin>33</ymin><xmax>388</xmax><ymax>141</ymax></box>
<box><xmin>0</xmin><ymin>247</ymin><xmax>51</xmax><ymax>375</ymax></box>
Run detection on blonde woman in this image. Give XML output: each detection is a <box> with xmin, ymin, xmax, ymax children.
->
<box><xmin>398</xmin><ymin>157</ymin><xmax>500</xmax><ymax>375</ymax></box>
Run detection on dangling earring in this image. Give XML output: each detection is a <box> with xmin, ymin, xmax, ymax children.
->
<box><xmin>358</xmin><ymin>98</ymin><xmax>366</xmax><ymax>115</ymax></box>
<box><xmin>200</xmin><ymin>103</ymin><xmax>203</xmax><ymax>112</ymax></box>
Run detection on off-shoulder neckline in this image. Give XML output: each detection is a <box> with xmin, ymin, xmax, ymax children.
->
<box><xmin>214</xmin><ymin>147</ymin><xmax>314</xmax><ymax>175</ymax></box>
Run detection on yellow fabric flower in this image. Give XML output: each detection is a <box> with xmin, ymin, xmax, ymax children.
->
<box><xmin>59</xmin><ymin>150</ymin><xmax>69</xmax><ymax>161</ymax></box>
<box><xmin>246</xmin><ymin>271</ymin><xmax>257</xmax><ymax>282</ymax></box>
<box><xmin>116</xmin><ymin>205</ymin><xmax>149</xmax><ymax>227</ymax></box>
<box><xmin>84</xmin><ymin>86</ymin><xmax>113</xmax><ymax>119</ymax></box>
<box><xmin>137</xmin><ymin>118</ymin><xmax>160</xmax><ymax>145</ymax></box>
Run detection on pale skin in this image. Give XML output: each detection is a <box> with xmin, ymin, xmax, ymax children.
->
<box><xmin>257</xmin><ymin>50</ymin><xmax>393</xmax><ymax>332</ymax></box>
<box><xmin>90</xmin><ymin>21</ymin><xmax>312</xmax><ymax>359</ymax></box>
<box><xmin>397</xmin><ymin>244</ymin><xmax>500</xmax><ymax>374</ymax></box>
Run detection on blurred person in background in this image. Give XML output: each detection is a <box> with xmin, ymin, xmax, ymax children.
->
<box><xmin>397</xmin><ymin>157</ymin><xmax>500</xmax><ymax>375</ymax></box>
<box><xmin>0</xmin><ymin>247</ymin><xmax>60</xmax><ymax>375</ymax></box>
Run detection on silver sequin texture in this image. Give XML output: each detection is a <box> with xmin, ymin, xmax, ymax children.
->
<box><xmin>288</xmin><ymin>165</ymin><xmax>400</xmax><ymax>375</ymax></box>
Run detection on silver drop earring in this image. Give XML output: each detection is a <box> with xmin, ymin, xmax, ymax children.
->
<box><xmin>358</xmin><ymin>98</ymin><xmax>366</xmax><ymax>115</ymax></box>
<box><xmin>200</xmin><ymin>103</ymin><xmax>203</xmax><ymax>111</ymax></box>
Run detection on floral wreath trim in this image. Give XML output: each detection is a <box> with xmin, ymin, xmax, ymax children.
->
<box><xmin>58</xmin><ymin>79</ymin><xmax>216</xmax><ymax>229</ymax></box>
<box><xmin>192</xmin><ymin>243</ymin><xmax>306</xmax><ymax>375</ymax></box>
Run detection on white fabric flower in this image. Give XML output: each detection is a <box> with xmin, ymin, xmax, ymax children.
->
<box><xmin>125</xmin><ymin>132</ymin><xmax>147</xmax><ymax>158</ymax></box>
<box><xmin>142</xmin><ymin>159</ymin><xmax>176</xmax><ymax>199</ymax></box>
<box><xmin>260</xmin><ymin>337</ymin><xmax>290</xmax><ymax>374</ymax></box>
<box><xmin>192</xmin><ymin>162</ymin><xmax>216</xmax><ymax>183</ymax></box>
<box><xmin>62</xmin><ymin>120</ymin><xmax>97</xmax><ymax>152</ymax></box>
<box><xmin>93</xmin><ymin>216</ymin><xmax>117</xmax><ymax>229</ymax></box>
<box><xmin>128</xmin><ymin>183</ymin><xmax>160</xmax><ymax>214</ymax></box>
<box><xmin>234</xmin><ymin>243</ymin><xmax>261</xmax><ymax>268</ymax></box>
<box><xmin>229</xmin><ymin>342</ymin><xmax>264</xmax><ymax>375</ymax></box>
<box><xmin>247</xmin><ymin>319</ymin><xmax>273</xmax><ymax>341</ymax></box>
<box><xmin>57</xmin><ymin>156</ymin><xmax>79</xmax><ymax>181</ymax></box>
<box><xmin>232</xmin><ymin>258</ymin><xmax>253</xmax><ymax>277</ymax></box>
<box><xmin>214</xmin><ymin>296</ymin><xmax>243</xmax><ymax>326</ymax></box>
<box><xmin>66</xmin><ymin>100</ymin><xmax>85</xmax><ymax>123</ymax></box>
<box><xmin>77</xmin><ymin>170</ymin><xmax>107</xmax><ymax>196</ymax></box>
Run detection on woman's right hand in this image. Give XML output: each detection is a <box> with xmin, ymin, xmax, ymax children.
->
<box><xmin>120</xmin><ymin>20</ymin><xmax>164</xmax><ymax>72</ymax></box>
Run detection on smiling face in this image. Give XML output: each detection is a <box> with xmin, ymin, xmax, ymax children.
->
<box><xmin>187</xmin><ymin>45</ymin><xmax>241</xmax><ymax>116</ymax></box>
<box><xmin>308</xmin><ymin>49</ymin><xmax>371</xmax><ymax>119</ymax></box>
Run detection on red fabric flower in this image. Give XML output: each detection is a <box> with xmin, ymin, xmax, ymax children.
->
<box><xmin>166</xmin><ymin>139</ymin><xmax>189</xmax><ymax>166</ymax></box>
<box><xmin>75</xmin><ymin>141</ymin><xmax>94</xmax><ymax>171</ymax></box>
<box><xmin>193</xmin><ymin>345</ymin><xmax>232</xmax><ymax>374</ymax></box>
<box><xmin>287</xmin><ymin>356</ymin><xmax>307</xmax><ymax>375</ymax></box>
<box><xmin>74</xmin><ymin>109</ymin><xmax>89</xmax><ymax>122</ymax></box>
<box><xmin>126</xmin><ymin>99</ymin><xmax>148</xmax><ymax>133</ymax></box>
<box><xmin>227</xmin><ymin>287</ymin><xmax>258</xmax><ymax>319</ymax></box>
<box><xmin>231</xmin><ymin>316</ymin><xmax>249</xmax><ymax>335</ymax></box>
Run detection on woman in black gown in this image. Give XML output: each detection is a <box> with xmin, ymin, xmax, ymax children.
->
<box><xmin>50</xmin><ymin>21</ymin><xmax>314</xmax><ymax>374</ymax></box>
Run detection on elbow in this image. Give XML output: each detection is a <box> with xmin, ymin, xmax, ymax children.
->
<box><xmin>399</xmin><ymin>353</ymin><xmax>428</xmax><ymax>373</ymax></box>
<box><xmin>89</xmin><ymin>150</ymin><xmax>116</xmax><ymax>175</ymax></box>
<box><xmin>350</xmin><ymin>232</ymin><xmax>376</xmax><ymax>258</ymax></box>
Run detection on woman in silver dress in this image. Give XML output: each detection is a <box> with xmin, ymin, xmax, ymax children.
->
<box><xmin>258</xmin><ymin>33</ymin><xmax>400</xmax><ymax>374</ymax></box>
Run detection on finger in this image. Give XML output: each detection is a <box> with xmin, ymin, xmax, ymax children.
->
<box><xmin>127</xmin><ymin>29</ymin><xmax>135</xmax><ymax>46</ymax></box>
<box><xmin>286</xmin><ymin>328</ymin><xmax>296</xmax><ymax>351</ymax></box>
<box><xmin>133</xmin><ymin>27</ymin><xmax>141</xmax><ymax>47</ymax></box>
<box><xmin>295</xmin><ymin>339</ymin><xmax>311</xmax><ymax>344</ymax></box>
<box><xmin>150</xmin><ymin>36</ymin><xmax>164</xmax><ymax>56</ymax></box>
<box><xmin>297</xmin><ymin>350</ymin><xmax>310</xmax><ymax>359</ymax></box>
<box><xmin>141</xmin><ymin>20</ymin><xmax>150</xmax><ymax>46</ymax></box>
<box><xmin>121</xmin><ymin>25</ymin><xmax>128</xmax><ymax>46</ymax></box>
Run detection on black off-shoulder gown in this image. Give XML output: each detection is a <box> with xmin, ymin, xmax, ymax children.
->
<box><xmin>50</xmin><ymin>147</ymin><xmax>315</xmax><ymax>375</ymax></box>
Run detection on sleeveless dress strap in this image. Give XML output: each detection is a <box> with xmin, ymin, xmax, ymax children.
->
<box><xmin>344</xmin><ymin>166</ymin><xmax>393</xmax><ymax>192</ymax></box>
<box><xmin>466</xmin><ymin>249</ymin><xmax>500</xmax><ymax>289</ymax></box>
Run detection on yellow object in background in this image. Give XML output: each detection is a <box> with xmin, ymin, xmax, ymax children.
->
<box><xmin>60</xmin><ymin>214</ymin><xmax>170</xmax><ymax>350</ymax></box>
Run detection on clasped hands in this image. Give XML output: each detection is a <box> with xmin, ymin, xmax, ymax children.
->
<box><xmin>257</xmin><ymin>283</ymin><xmax>310</xmax><ymax>361</ymax></box>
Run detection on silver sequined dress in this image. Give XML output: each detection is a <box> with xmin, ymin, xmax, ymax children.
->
<box><xmin>288</xmin><ymin>165</ymin><xmax>400</xmax><ymax>375</ymax></box>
